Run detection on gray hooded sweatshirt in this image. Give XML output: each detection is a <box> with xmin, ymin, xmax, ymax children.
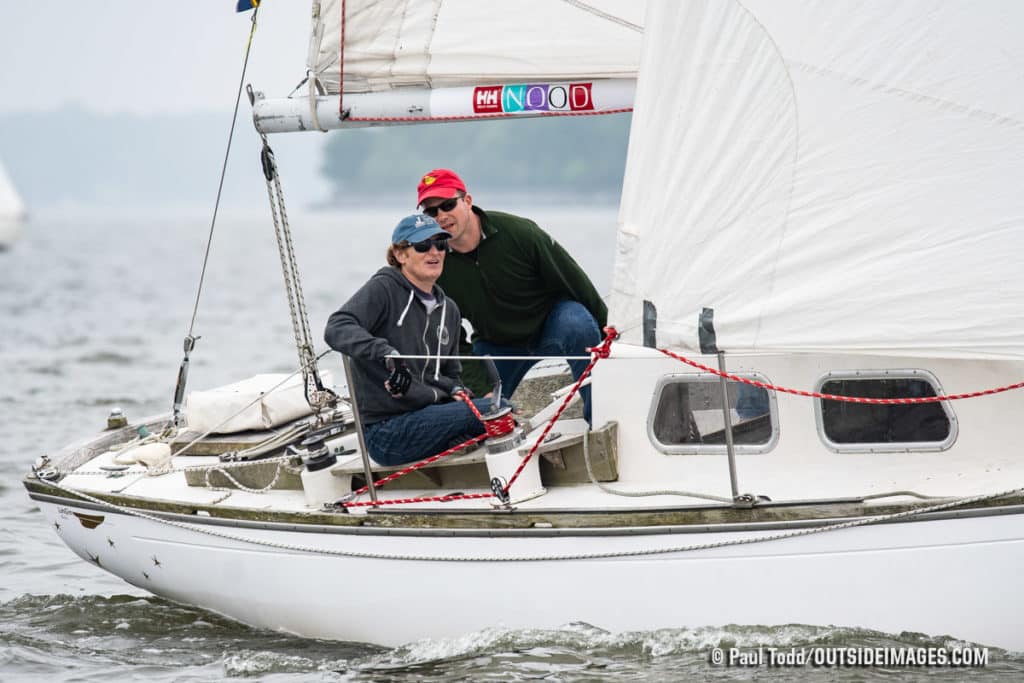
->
<box><xmin>324</xmin><ymin>266</ymin><xmax>463</xmax><ymax>424</ymax></box>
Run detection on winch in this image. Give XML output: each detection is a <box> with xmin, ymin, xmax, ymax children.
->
<box><xmin>296</xmin><ymin>425</ymin><xmax>351</xmax><ymax>508</ymax></box>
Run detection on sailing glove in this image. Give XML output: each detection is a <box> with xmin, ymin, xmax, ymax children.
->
<box><xmin>384</xmin><ymin>355</ymin><xmax>412</xmax><ymax>397</ymax></box>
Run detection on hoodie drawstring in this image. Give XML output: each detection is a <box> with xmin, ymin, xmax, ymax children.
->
<box><xmin>434</xmin><ymin>297</ymin><xmax>447</xmax><ymax>380</ymax></box>
<box><xmin>395</xmin><ymin>289</ymin><xmax>415</xmax><ymax>327</ymax></box>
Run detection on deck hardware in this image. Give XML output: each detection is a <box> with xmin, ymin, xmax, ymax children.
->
<box><xmin>34</xmin><ymin>467</ymin><xmax>60</xmax><ymax>482</ymax></box>
<box><xmin>334</xmin><ymin>490</ymin><xmax>360</xmax><ymax>504</ymax></box>
<box><xmin>171</xmin><ymin>336</ymin><xmax>197</xmax><ymax>428</ymax></box>
<box><xmin>490</xmin><ymin>477</ymin><xmax>511</xmax><ymax>505</ymax></box>
<box><xmin>220</xmin><ymin>449</ymin><xmax>274</xmax><ymax>463</ymax></box>
<box><xmin>107</xmin><ymin>407</ymin><xmax>128</xmax><ymax>430</ymax></box>
<box><xmin>100</xmin><ymin>464</ymin><xmax>128</xmax><ymax>478</ymax></box>
<box><xmin>32</xmin><ymin>456</ymin><xmax>60</xmax><ymax>482</ymax></box>
<box><xmin>324</xmin><ymin>500</ymin><xmax>351</xmax><ymax>513</ymax></box>
<box><xmin>642</xmin><ymin>300</ymin><xmax>657</xmax><ymax>348</ymax></box>
<box><xmin>732</xmin><ymin>493</ymin><xmax>772</xmax><ymax>508</ymax></box>
<box><xmin>220</xmin><ymin>443</ymin><xmax>286</xmax><ymax>463</ymax></box>
<box><xmin>298</xmin><ymin>431</ymin><xmax>352</xmax><ymax>508</ymax></box>
<box><xmin>300</xmin><ymin>423</ymin><xmax>347</xmax><ymax>450</ymax></box>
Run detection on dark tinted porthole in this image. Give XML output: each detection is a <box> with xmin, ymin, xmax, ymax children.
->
<box><xmin>649</xmin><ymin>375</ymin><xmax>777</xmax><ymax>454</ymax></box>
<box><xmin>818</xmin><ymin>375</ymin><xmax>954</xmax><ymax>449</ymax></box>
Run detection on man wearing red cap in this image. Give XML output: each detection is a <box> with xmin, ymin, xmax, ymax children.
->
<box><xmin>416</xmin><ymin>168</ymin><xmax>607</xmax><ymax>423</ymax></box>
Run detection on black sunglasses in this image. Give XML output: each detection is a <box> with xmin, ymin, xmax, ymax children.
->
<box><xmin>410</xmin><ymin>236</ymin><xmax>450</xmax><ymax>253</ymax></box>
<box><xmin>422</xmin><ymin>196</ymin><xmax>461</xmax><ymax>218</ymax></box>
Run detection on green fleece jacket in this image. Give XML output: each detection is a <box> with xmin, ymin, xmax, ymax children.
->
<box><xmin>437</xmin><ymin>206</ymin><xmax>608</xmax><ymax>394</ymax></box>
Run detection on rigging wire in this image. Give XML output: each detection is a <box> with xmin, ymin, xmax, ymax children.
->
<box><xmin>559</xmin><ymin>0</ymin><xmax>643</xmax><ymax>33</ymax></box>
<box><xmin>186</xmin><ymin>8</ymin><xmax>260</xmax><ymax>337</ymax></box>
<box><xmin>259</xmin><ymin>136</ymin><xmax>337</xmax><ymax>415</ymax></box>
<box><xmin>170</xmin><ymin>8</ymin><xmax>260</xmax><ymax>428</ymax></box>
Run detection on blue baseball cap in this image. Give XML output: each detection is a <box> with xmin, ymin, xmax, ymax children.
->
<box><xmin>391</xmin><ymin>213</ymin><xmax>449</xmax><ymax>244</ymax></box>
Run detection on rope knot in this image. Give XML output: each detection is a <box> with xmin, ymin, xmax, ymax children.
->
<box><xmin>588</xmin><ymin>326</ymin><xmax>618</xmax><ymax>359</ymax></box>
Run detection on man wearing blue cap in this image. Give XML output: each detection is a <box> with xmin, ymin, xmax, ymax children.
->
<box><xmin>324</xmin><ymin>214</ymin><xmax>495</xmax><ymax>465</ymax></box>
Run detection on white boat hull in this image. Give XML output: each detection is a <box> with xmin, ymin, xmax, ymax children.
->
<box><xmin>37</xmin><ymin>497</ymin><xmax>1024</xmax><ymax>649</ymax></box>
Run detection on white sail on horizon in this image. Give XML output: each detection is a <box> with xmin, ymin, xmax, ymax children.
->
<box><xmin>0</xmin><ymin>159</ymin><xmax>26</xmax><ymax>220</ymax></box>
<box><xmin>0</xmin><ymin>158</ymin><xmax>27</xmax><ymax>246</ymax></box>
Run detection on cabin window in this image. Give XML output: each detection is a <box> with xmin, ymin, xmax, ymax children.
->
<box><xmin>814</xmin><ymin>370</ymin><xmax>957</xmax><ymax>452</ymax></box>
<box><xmin>648</xmin><ymin>374</ymin><xmax>778</xmax><ymax>454</ymax></box>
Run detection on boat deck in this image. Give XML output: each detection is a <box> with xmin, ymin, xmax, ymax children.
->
<box><xmin>44</xmin><ymin>422</ymin><xmax>1024</xmax><ymax>527</ymax></box>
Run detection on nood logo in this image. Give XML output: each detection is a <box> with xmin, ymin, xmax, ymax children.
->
<box><xmin>473</xmin><ymin>83</ymin><xmax>595</xmax><ymax>114</ymax></box>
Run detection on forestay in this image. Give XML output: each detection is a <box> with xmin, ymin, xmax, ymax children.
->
<box><xmin>610</xmin><ymin>0</ymin><xmax>1024</xmax><ymax>359</ymax></box>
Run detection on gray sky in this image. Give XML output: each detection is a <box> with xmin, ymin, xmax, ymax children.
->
<box><xmin>0</xmin><ymin>1</ymin><xmax>310</xmax><ymax>115</ymax></box>
<box><xmin>0</xmin><ymin>2</ymin><xmax>329</xmax><ymax>209</ymax></box>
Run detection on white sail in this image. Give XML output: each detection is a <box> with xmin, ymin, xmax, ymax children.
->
<box><xmin>610</xmin><ymin>0</ymin><xmax>1024</xmax><ymax>360</ymax></box>
<box><xmin>312</xmin><ymin>0</ymin><xmax>644</xmax><ymax>94</ymax></box>
<box><xmin>255</xmin><ymin>1</ymin><xmax>644</xmax><ymax>131</ymax></box>
<box><xmin>0</xmin><ymin>160</ymin><xmax>25</xmax><ymax>219</ymax></box>
<box><xmin>0</xmin><ymin>159</ymin><xmax>26</xmax><ymax>246</ymax></box>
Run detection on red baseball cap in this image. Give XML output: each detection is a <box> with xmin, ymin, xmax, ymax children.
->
<box><xmin>417</xmin><ymin>169</ymin><xmax>466</xmax><ymax>206</ymax></box>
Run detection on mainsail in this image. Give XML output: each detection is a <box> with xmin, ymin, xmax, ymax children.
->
<box><xmin>255</xmin><ymin>0</ymin><xmax>644</xmax><ymax>131</ymax></box>
<box><xmin>314</xmin><ymin>0</ymin><xmax>643</xmax><ymax>94</ymax></box>
<box><xmin>611</xmin><ymin>0</ymin><xmax>1024</xmax><ymax>360</ymax></box>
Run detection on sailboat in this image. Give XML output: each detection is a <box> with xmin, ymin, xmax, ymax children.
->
<box><xmin>24</xmin><ymin>0</ymin><xmax>1024</xmax><ymax>650</ymax></box>
<box><xmin>0</xmin><ymin>158</ymin><xmax>26</xmax><ymax>249</ymax></box>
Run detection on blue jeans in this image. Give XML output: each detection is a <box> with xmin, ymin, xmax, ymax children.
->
<box><xmin>363</xmin><ymin>398</ymin><xmax>496</xmax><ymax>466</ymax></box>
<box><xmin>473</xmin><ymin>300</ymin><xmax>601</xmax><ymax>423</ymax></box>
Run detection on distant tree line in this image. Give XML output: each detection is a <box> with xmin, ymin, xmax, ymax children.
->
<box><xmin>320</xmin><ymin>113</ymin><xmax>632</xmax><ymax>202</ymax></box>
